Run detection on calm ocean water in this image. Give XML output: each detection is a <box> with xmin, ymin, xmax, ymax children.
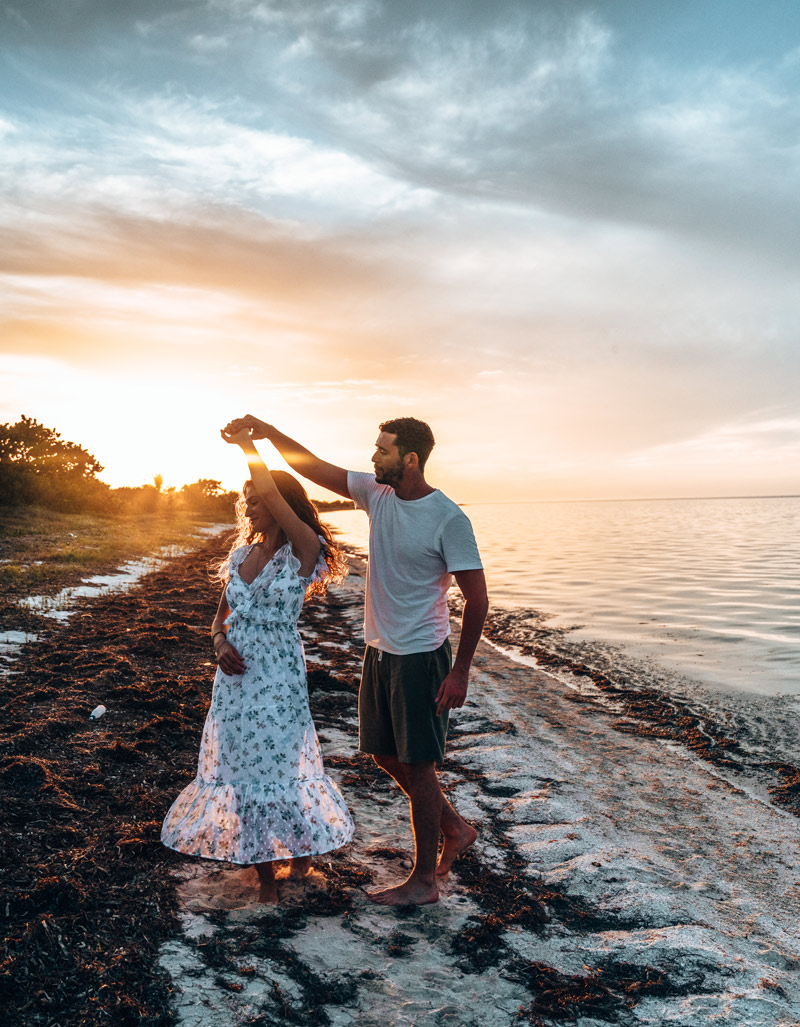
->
<box><xmin>323</xmin><ymin>495</ymin><xmax>800</xmax><ymax>775</ymax></box>
<box><xmin>324</xmin><ymin>495</ymin><xmax>800</xmax><ymax>695</ymax></box>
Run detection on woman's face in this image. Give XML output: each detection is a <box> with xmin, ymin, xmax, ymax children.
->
<box><xmin>244</xmin><ymin>488</ymin><xmax>275</xmax><ymax>535</ymax></box>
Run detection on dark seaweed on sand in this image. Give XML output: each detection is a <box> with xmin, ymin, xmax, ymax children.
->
<box><xmin>1</xmin><ymin>536</ymin><xmax>722</xmax><ymax>1027</ymax></box>
<box><xmin>0</xmin><ymin>537</ymin><xmax>228</xmax><ymax>1026</ymax></box>
<box><xmin>0</xmin><ymin>533</ymin><xmax>373</xmax><ymax>1027</ymax></box>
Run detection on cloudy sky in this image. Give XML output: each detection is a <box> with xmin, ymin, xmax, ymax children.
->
<box><xmin>2</xmin><ymin>0</ymin><xmax>799</xmax><ymax>501</ymax></box>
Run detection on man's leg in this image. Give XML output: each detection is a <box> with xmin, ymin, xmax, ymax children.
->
<box><xmin>368</xmin><ymin>759</ymin><xmax>441</xmax><ymax>906</ymax></box>
<box><xmin>373</xmin><ymin>754</ymin><xmax>477</xmax><ymax>875</ymax></box>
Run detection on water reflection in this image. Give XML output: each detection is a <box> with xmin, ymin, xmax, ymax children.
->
<box><xmin>1</xmin><ymin>524</ymin><xmax>230</xmax><ymax>672</ymax></box>
<box><xmin>324</xmin><ymin>496</ymin><xmax>800</xmax><ymax>695</ymax></box>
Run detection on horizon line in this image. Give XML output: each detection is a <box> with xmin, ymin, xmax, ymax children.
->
<box><xmin>456</xmin><ymin>493</ymin><xmax>800</xmax><ymax>507</ymax></box>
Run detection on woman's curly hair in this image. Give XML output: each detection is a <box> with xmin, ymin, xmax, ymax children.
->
<box><xmin>214</xmin><ymin>472</ymin><xmax>347</xmax><ymax>598</ymax></box>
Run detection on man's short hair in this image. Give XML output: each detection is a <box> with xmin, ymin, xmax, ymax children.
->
<box><xmin>379</xmin><ymin>417</ymin><xmax>435</xmax><ymax>470</ymax></box>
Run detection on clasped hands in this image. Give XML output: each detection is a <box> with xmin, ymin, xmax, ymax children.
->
<box><xmin>220</xmin><ymin>414</ymin><xmax>271</xmax><ymax>446</ymax></box>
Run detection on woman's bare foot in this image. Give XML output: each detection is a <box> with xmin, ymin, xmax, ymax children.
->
<box><xmin>288</xmin><ymin>855</ymin><xmax>312</xmax><ymax>879</ymax></box>
<box><xmin>367</xmin><ymin>876</ymin><xmax>439</xmax><ymax>906</ymax></box>
<box><xmin>255</xmin><ymin>861</ymin><xmax>279</xmax><ymax>903</ymax></box>
<box><xmin>436</xmin><ymin>822</ymin><xmax>478</xmax><ymax>876</ymax></box>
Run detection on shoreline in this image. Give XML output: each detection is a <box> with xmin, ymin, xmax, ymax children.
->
<box><xmin>2</xmin><ymin>535</ymin><xmax>799</xmax><ymax>1025</ymax></box>
<box><xmin>478</xmin><ymin>614</ymin><xmax>800</xmax><ymax>820</ymax></box>
<box><xmin>164</xmin><ymin>553</ymin><xmax>800</xmax><ymax>1026</ymax></box>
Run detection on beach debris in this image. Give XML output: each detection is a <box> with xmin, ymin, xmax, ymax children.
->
<box><xmin>89</xmin><ymin>704</ymin><xmax>106</xmax><ymax>720</ymax></box>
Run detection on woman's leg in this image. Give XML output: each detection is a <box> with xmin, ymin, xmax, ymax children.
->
<box><xmin>255</xmin><ymin>860</ymin><xmax>278</xmax><ymax>903</ymax></box>
<box><xmin>288</xmin><ymin>855</ymin><xmax>313</xmax><ymax>879</ymax></box>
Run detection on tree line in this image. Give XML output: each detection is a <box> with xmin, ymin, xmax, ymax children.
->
<box><xmin>0</xmin><ymin>416</ymin><xmax>239</xmax><ymax>517</ymax></box>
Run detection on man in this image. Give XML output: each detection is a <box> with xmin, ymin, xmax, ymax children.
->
<box><xmin>224</xmin><ymin>414</ymin><xmax>488</xmax><ymax>906</ymax></box>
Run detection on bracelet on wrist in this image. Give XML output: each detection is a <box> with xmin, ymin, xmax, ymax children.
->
<box><xmin>212</xmin><ymin>630</ymin><xmax>226</xmax><ymax>643</ymax></box>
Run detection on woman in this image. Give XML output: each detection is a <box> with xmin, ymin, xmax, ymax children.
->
<box><xmin>161</xmin><ymin>425</ymin><xmax>354</xmax><ymax>902</ymax></box>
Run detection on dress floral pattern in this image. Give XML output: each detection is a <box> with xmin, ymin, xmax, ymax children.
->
<box><xmin>161</xmin><ymin>541</ymin><xmax>354</xmax><ymax>864</ymax></box>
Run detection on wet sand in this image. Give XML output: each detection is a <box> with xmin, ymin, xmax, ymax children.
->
<box><xmin>2</xmin><ymin>532</ymin><xmax>799</xmax><ymax>1026</ymax></box>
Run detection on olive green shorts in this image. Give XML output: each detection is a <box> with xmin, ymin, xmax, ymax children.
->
<box><xmin>358</xmin><ymin>639</ymin><xmax>452</xmax><ymax>764</ymax></box>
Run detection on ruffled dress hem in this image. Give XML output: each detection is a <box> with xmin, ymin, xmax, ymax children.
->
<box><xmin>160</xmin><ymin>835</ymin><xmax>353</xmax><ymax>867</ymax></box>
<box><xmin>161</xmin><ymin>775</ymin><xmax>355</xmax><ymax>865</ymax></box>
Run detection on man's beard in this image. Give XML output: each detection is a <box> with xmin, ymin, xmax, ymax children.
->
<box><xmin>375</xmin><ymin>462</ymin><xmax>405</xmax><ymax>489</ymax></box>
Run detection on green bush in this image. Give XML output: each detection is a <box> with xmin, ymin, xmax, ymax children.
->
<box><xmin>0</xmin><ymin>417</ymin><xmax>238</xmax><ymax>519</ymax></box>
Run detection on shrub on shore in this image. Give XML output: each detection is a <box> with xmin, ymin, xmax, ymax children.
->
<box><xmin>0</xmin><ymin>416</ymin><xmax>238</xmax><ymax>518</ymax></box>
<box><xmin>1</xmin><ymin>416</ymin><xmax>352</xmax><ymax>520</ymax></box>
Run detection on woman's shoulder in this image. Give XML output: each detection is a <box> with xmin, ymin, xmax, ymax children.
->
<box><xmin>277</xmin><ymin>537</ymin><xmax>323</xmax><ymax>579</ymax></box>
<box><xmin>229</xmin><ymin>543</ymin><xmax>253</xmax><ymax>566</ymax></box>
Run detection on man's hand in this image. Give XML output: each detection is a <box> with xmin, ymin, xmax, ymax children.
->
<box><xmin>223</xmin><ymin>415</ymin><xmax>272</xmax><ymax>440</ymax></box>
<box><xmin>435</xmin><ymin>666</ymin><xmax>469</xmax><ymax>716</ymax></box>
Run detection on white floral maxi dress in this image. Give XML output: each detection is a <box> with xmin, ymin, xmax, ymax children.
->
<box><xmin>161</xmin><ymin>542</ymin><xmax>354</xmax><ymax>864</ymax></box>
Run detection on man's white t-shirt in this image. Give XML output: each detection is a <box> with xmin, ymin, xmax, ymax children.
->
<box><xmin>347</xmin><ymin>471</ymin><xmax>483</xmax><ymax>655</ymax></box>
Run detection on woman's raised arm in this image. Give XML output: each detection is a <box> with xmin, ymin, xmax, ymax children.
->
<box><xmin>221</xmin><ymin>427</ymin><xmax>321</xmax><ymax>576</ymax></box>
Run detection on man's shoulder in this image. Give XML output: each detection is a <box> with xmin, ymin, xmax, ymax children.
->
<box><xmin>348</xmin><ymin>470</ymin><xmax>393</xmax><ymax>506</ymax></box>
<box><xmin>429</xmin><ymin>489</ymin><xmax>472</xmax><ymax>521</ymax></box>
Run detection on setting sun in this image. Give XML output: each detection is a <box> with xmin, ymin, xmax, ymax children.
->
<box><xmin>1</xmin><ymin>0</ymin><xmax>799</xmax><ymax>503</ymax></box>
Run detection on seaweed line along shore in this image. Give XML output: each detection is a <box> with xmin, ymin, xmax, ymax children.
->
<box><xmin>1</xmin><ymin>529</ymin><xmax>799</xmax><ymax>1027</ymax></box>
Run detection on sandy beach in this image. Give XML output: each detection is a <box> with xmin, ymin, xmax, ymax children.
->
<box><xmin>2</xmin><ymin>532</ymin><xmax>799</xmax><ymax>1026</ymax></box>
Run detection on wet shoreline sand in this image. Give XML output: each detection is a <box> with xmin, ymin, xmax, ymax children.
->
<box><xmin>2</xmin><ymin>532</ymin><xmax>799</xmax><ymax>1025</ymax></box>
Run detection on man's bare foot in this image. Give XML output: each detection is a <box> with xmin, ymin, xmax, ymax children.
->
<box><xmin>436</xmin><ymin>822</ymin><xmax>478</xmax><ymax>876</ymax></box>
<box><xmin>288</xmin><ymin>855</ymin><xmax>312</xmax><ymax>879</ymax></box>
<box><xmin>367</xmin><ymin>878</ymin><xmax>439</xmax><ymax>906</ymax></box>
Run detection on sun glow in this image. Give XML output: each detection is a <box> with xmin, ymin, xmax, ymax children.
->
<box><xmin>4</xmin><ymin>342</ymin><xmax>799</xmax><ymax>504</ymax></box>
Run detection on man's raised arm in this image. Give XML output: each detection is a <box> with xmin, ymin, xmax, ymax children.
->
<box><xmin>224</xmin><ymin>415</ymin><xmax>350</xmax><ymax>498</ymax></box>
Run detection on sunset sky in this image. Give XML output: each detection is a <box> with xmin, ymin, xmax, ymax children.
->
<box><xmin>2</xmin><ymin>0</ymin><xmax>799</xmax><ymax>502</ymax></box>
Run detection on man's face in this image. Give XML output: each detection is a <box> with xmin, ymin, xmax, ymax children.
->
<box><xmin>372</xmin><ymin>431</ymin><xmax>406</xmax><ymax>488</ymax></box>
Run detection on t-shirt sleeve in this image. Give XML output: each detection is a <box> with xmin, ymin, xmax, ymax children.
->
<box><xmin>347</xmin><ymin>470</ymin><xmax>380</xmax><ymax>512</ymax></box>
<box><xmin>440</xmin><ymin>510</ymin><xmax>483</xmax><ymax>573</ymax></box>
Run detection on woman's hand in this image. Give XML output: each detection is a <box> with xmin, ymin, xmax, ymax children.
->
<box><xmin>216</xmin><ymin>639</ymin><xmax>246</xmax><ymax>676</ymax></box>
<box><xmin>220</xmin><ymin>426</ymin><xmax>254</xmax><ymax>447</ymax></box>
